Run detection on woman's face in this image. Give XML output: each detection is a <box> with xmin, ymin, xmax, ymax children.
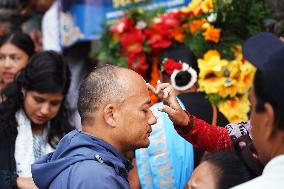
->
<box><xmin>185</xmin><ymin>161</ymin><xmax>218</xmax><ymax>189</ymax></box>
<box><xmin>23</xmin><ymin>91</ymin><xmax>64</xmax><ymax>125</ymax></box>
<box><xmin>0</xmin><ymin>43</ymin><xmax>29</xmax><ymax>85</ymax></box>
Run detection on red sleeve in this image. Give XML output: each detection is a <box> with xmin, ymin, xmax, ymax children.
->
<box><xmin>174</xmin><ymin>111</ymin><xmax>233</xmax><ymax>151</ymax></box>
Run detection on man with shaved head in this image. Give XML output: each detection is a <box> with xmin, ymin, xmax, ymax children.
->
<box><xmin>31</xmin><ymin>65</ymin><xmax>157</xmax><ymax>189</ymax></box>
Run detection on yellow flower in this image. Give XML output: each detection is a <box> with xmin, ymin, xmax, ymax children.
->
<box><xmin>203</xmin><ymin>25</ymin><xmax>221</xmax><ymax>43</ymax></box>
<box><xmin>198</xmin><ymin>55</ymin><xmax>256</xmax><ymax>99</ymax></box>
<box><xmin>181</xmin><ymin>0</ymin><xmax>202</xmax><ymax>13</ymax></box>
<box><xmin>219</xmin><ymin>78</ymin><xmax>238</xmax><ymax>97</ymax></box>
<box><xmin>198</xmin><ymin>77</ymin><xmax>225</xmax><ymax>94</ymax></box>
<box><xmin>198</xmin><ymin>55</ymin><xmax>228</xmax><ymax>79</ymax></box>
<box><xmin>203</xmin><ymin>50</ymin><xmax>221</xmax><ymax>61</ymax></box>
<box><xmin>181</xmin><ymin>0</ymin><xmax>214</xmax><ymax>15</ymax></box>
<box><xmin>232</xmin><ymin>45</ymin><xmax>243</xmax><ymax>61</ymax></box>
<box><xmin>201</xmin><ymin>0</ymin><xmax>214</xmax><ymax>13</ymax></box>
<box><xmin>189</xmin><ymin>19</ymin><xmax>206</xmax><ymax>34</ymax></box>
<box><xmin>219</xmin><ymin>95</ymin><xmax>251</xmax><ymax>122</ymax></box>
<box><xmin>199</xmin><ymin>77</ymin><xmax>238</xmax><ymax>98</ymax></box>
<box><xmin>237</xmin><ymin>60</ymin><xmax>256</xmax><ymax>94</ymax></box>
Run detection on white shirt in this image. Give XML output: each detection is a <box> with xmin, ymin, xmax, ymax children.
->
<box><xmin>42</xmin><ymin>1</ymin><xmax>62</xmax><ymax>52</ymax></box>
<box><xmin>232</xmin><ymin>154</ymin><xmax>284</xmax><ymax>189</ymax></box>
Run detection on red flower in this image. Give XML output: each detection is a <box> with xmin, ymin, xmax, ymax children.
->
<box><xmin>160</xmin><ymin>12</ymin><xmax>181</xmax><ymax>28</ymax></box>
<box><xmin>120</xmin><ymin>29</ymin><xmax>144</xmax><ymax>56</ymax></box>
<box><xmin>144</xmin><ymin>11</ymin><xmax>190</xmax><ymax>50</ymax></box>
<box><xmin>163</xmin><ymin>58</ymin><xmax>182</xmax><ymax>75</ymax></box>
<box><xmin>144</xmin><ymin>23</ymin><xmax>172</xmax><ymax>50</ymax></box>
<box><xmin>127</xmin><ymin>53</ymin><xmax>149</xmax><ymax>78</ymax></box>
<box><xmin>110</xmin><ymin>15</ymin><xmax>134</xmax><ymax>34</ymax></box>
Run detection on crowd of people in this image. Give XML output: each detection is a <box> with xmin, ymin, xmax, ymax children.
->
<box><xmin>1</xmin><ymin>1</ymin><xmax>284</xmax><ymax>189</ymax></box>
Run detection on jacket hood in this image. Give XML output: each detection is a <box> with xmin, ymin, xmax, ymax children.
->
<box><xmin>32</xmin><ymin>130</ymin><xmax>132</xmax><ymax>189</ymax></box>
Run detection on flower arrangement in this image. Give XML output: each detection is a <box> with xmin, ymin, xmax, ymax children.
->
<box><xmin>198</xmin><ymin>47</ymin><xmax>256</xmax><ymax>122</ymax></box>
<box><xmin>96</xmin><ymin>8</ymin><xmax>190</xmax><ymax>78</ymax></box>
<box><xmin>95</xmin><ymin>0</ymin><xmax>268</xmax><ymax>122</ymax></box>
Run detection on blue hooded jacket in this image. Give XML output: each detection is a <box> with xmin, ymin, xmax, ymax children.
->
<box><xmin>31</xmin><ymin>130</ymin><xmax>133</xmax><ymax>189</ymax></box>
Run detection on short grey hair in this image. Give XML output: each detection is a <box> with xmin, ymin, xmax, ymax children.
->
<box><xmin>78</xmin><ymin>64</ymin><xmax>123</xmax><ymax>123</ymax></box>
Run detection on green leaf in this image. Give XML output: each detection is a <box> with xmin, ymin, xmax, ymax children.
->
<box><xmin>205</xmin><ymin>94</ymin><xmax>223</xmax><ymax>105</ymax></box>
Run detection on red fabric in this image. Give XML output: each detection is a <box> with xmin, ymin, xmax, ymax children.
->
<box><xmin>174</xmin><ymin>113</ymin><xmax>233</xmax><ymax>151</ymax></box>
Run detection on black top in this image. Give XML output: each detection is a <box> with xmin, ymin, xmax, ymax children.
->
<box><xmin>0</xmin><ymin>126</ymin><xmax>18</xmax><ymax>189</ymax></box>
<box><xmin>178</xmin><ymin>92</ymin><xmax>229</xmax><ymax>167</ymax></box>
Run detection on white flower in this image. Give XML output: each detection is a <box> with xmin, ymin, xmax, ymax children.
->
<box><xmin>153</xmin><ymin>17</ymin><xmax>162</xmax><ymax>23</ymax></box>
<box><xmin>207</xmin><ymin>13</ymin><xmax>217</xmax><ymax>23</ymax></box>
<box><xmin>116</xmin><ymin>22</ymin><xmax>126</xmax><ymax>33</ymax></box>
<box><xmin>135</xmin><ymin>20</ymin><xmax>147</xmax><ymax>29</ymax></box>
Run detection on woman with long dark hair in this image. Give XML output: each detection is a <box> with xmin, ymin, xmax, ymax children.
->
<box><xmin>0</xmin><ymin>51</ymin><xmax>73</xmax><ymax>189</ymax></box>
<box><xmin>0</xmin><ymin>31</ymin><xmax>35</xmax><ymax>93</ymax></box>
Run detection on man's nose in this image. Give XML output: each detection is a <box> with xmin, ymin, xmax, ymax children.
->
<box><xmin>148</xmin><ymin>110</ymin><xmax>157</xmax><ymax>125</ymax></box>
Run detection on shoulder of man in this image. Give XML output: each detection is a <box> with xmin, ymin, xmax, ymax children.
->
<box><xmin>67</xmin><ymin>159</ymin><xmax>130</xmax><ymax>189</ymax></box>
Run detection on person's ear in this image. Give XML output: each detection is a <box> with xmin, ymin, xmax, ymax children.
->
<box><xmin>103</xmin><ymin>103</ymin><xmax>118</xmax><ymax>127</ymax></box>
<box><xmin>263</xmin><ymin>102</ymin><xmax>276</xmax><ymax>139</ymax></box>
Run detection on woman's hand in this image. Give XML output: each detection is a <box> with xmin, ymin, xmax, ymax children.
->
<box><xmin>17</xmin><ymin>177</ymin><xmax>39</xmax><ymax>189</ymax></box>
<box><xmin>147</xmin><ymin>81</ymin><xmax>189</xmax><ymax>126</ymax></box>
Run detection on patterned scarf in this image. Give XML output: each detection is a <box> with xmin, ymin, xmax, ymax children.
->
<box><xmin>15</xmin><ymin>109</ymin><xmax>54</xmax><ymax>177</ymax></box>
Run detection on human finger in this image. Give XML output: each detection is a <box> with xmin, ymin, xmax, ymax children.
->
<box><xmin>155</xmin><ymin>83</ymin><xmax>170</xmax><ymax>94</ymax></box>
<box><xmin>158</xmin><ymin>105</ymin><xmax>175</xmax><ymax>115</ymax></box>
<box><xmin>146</xmin><ymin>83</ymin><xmax>156</xmax><ymax>94</ymax></box>
<box><xmin>162</xmin><ymin>85</ymin><xmax>174</xmax><ymax>98</ymax></box>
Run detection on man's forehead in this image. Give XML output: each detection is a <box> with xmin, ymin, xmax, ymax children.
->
<box><xmin>123</xmin><ymin>92</ymin><xmax>151</xmax><ymax>105</ymax></box>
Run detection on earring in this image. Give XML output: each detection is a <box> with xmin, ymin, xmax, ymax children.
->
<box><xmin>21</xmin><ymin>89</ymin><xmax>26</xmax><ymax>97</ymax></box>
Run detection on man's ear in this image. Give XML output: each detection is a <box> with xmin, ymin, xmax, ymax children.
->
<box><xmin>263</xmin><ymin>102</ymin><xmax>276</xmax><ymax>139</ymax></box>
<box><xmin>103</xmin><ymin>104</ymin><xmax>118</xmax><ymax>127</ymax></box>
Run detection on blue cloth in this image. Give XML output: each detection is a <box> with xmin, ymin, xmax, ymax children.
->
<box><xmin>135</xmin><ymin>99</ymin><xmax>194</xmax><ymax>189</ymax></box>
<box><xmin>31</xmin><ymin>130</ymin><xmax>133</xmax><ymax>189</ymax></box>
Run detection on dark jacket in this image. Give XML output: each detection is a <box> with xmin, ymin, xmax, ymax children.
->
<box><xmin>178</xmin><ymin>92</ymin><xmax>229</xmax><ymax>167</ymax></box>
<box><xmin>0</xmin><ymin>121</ymin><xmax>18</xmax><ymax>189</ymax></box>
<box><xmin>178</xmin><ymin>92</ymin><xmax>228</xmax><ymax>126</ymax></box>
<box><xmin>32</xmin><ymin>130</ymin><xmax>133</xmax><ymax>189</ymax></box>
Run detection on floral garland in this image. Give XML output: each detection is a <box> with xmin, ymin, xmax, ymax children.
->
<box><xmin>95</xmin><ymin>0</ymin><xmax>268</xmax><ymax>122</ymax></box>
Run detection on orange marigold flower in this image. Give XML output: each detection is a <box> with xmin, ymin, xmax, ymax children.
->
<box><xmin>149</xmin><ymin>57</ymin><xmax>160</xmax><ymax>106</ymax></box>
<box><xmin>202</xmin><ymin>0</ymin><xmax>214</xmax><ymax>12</ymax></box>
<box><xmin>230</xmin><ymin>99</ymin><xmax>238</xmax><ymax>108</ymax></box>
<box><xmin>172</xmin><ymin>28</ymin><xmax>185</xmax><ymax>43</ymax></box>
<box><xmin>189</xmin><ymin>19</ymin><xmax>205</xmax><ymax>34</ymax></box>
<box><xmin>203</xmin><ymin>25</ymin><xmax>221</xmax><ymax>43</ymax></box>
